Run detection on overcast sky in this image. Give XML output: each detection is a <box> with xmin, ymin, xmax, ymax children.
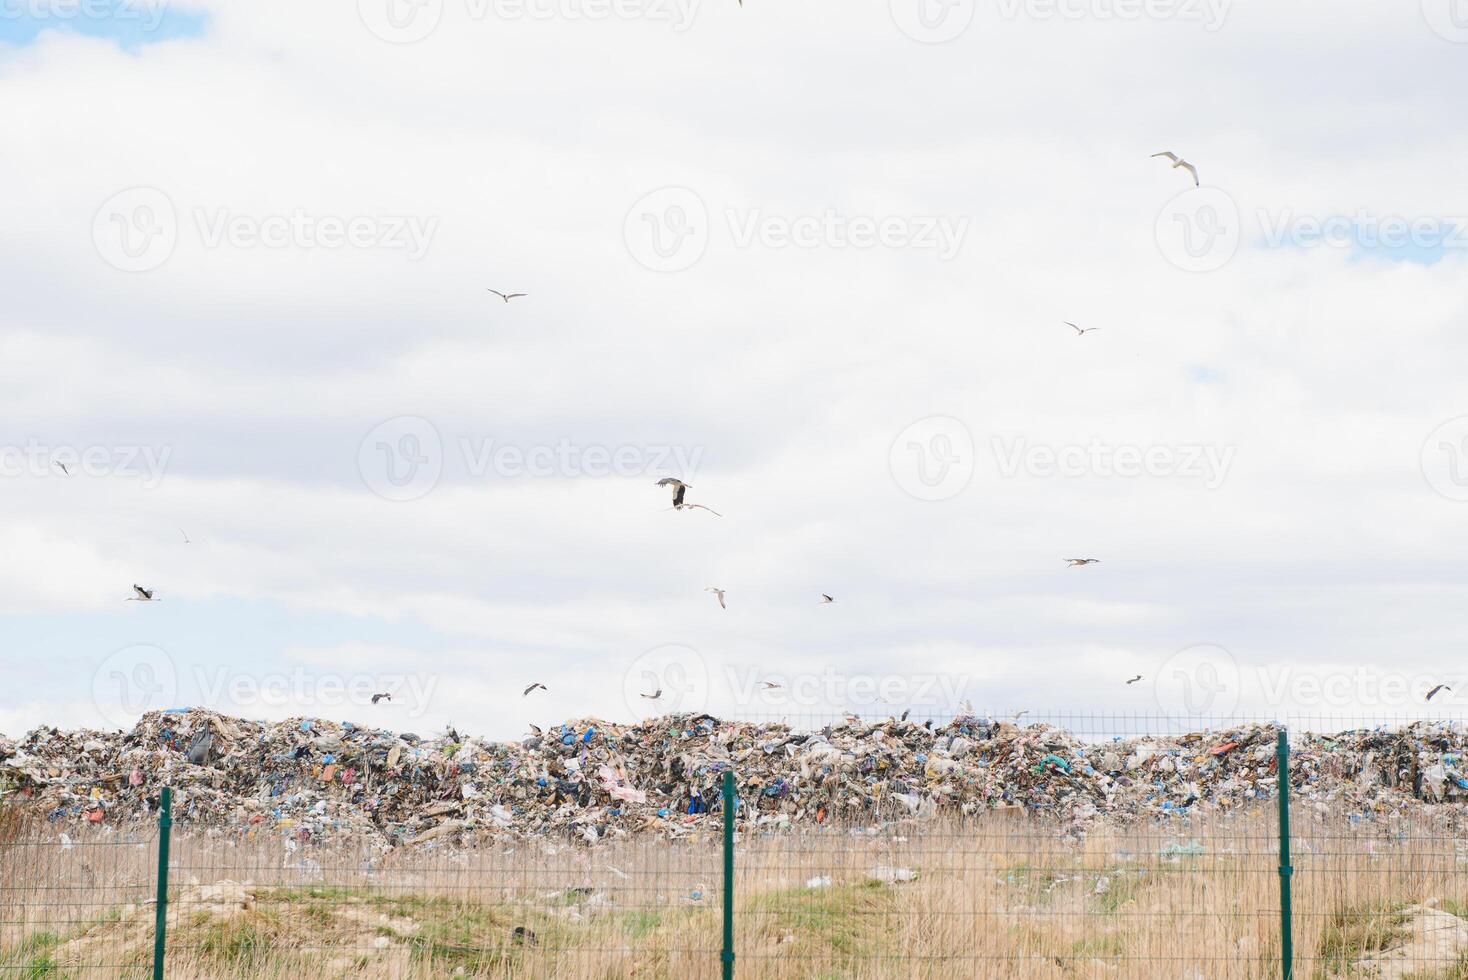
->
<box><xmin>3</xmin><ymin>0</ymin><xmax>1467</xmax><ymax>740</ymax></box>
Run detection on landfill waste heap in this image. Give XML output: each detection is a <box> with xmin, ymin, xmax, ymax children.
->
<box><xmin>4</xmin><ymin>710</ymin><xmax>1468</xmax><ymax>849</ymax></box>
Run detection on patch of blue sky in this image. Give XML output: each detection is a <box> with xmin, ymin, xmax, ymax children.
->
<box><xmin>8</xmin><ymin>595</ymin><xmax>456</xmax><ymax>724</ymax></box>
<box><xmin>1254</xmin><ymin>215</ymin><xmax>1467</xmax><ymax>268</ymax></box>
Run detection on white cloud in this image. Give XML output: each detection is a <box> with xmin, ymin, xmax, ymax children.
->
<box><xmin>2</xmin><ymin>2</ymin><xmax>1467</xmax><ymax>738</ymax></box>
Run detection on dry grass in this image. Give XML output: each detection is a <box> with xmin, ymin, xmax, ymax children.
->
<box><xmin>4</xmin><ymin>807</ymin><xmax>1468</xmax><ymax>978</ymax></box>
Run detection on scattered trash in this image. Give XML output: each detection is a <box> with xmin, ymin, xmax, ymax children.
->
<box><xmin>8</xmin><ymin>711</ymin><xmax>1468</xmax><ymax>847</ymax></box>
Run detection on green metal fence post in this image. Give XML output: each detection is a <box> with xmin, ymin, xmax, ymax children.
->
<box><xmin>1276</xmin><ymin>731</ymin><xmax>1294</xmax><ymax>980</ymax></box>
<box><xmin>721</xmin><ymin>769</ymin><xmax>736</xmax><ymax>980</ymax></box>
<box><xmin>153</xmin><ymin>786</ymin><xmax>172</xmax><ymax>980</ymax></box>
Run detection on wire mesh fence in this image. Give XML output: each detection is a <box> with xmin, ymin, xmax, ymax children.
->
<box><xmin>8</xmin><ymin>712</ymin><xmax>1468</xmax><ymax>977</ymax></box>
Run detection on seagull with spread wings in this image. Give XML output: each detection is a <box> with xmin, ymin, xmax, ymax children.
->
<box><xmin>522</xmin><ymin>682</ymin><xmax>547</xmax><ymax>697</ymax></box>
<box><xmin>1065</xmin><ymin>321</ymin><xmax>1101</xmax><ymax>337</ymax></box>
<box><xmin>1428</xmin><ymin>684</ymin><xmax>1452</xmax><ymax>701</ymax></box>
<box><xmin>706</xmin><ymin>587</ymin><xmax>727</xmax><ymax>609</ymax></box>
<box><xmin>1064</xmin><ymin>559</ymin><xmax>1101</xmax><ymax>567</ymax></box>
<box><xmin>126</xmin><ymin>585</ymin><xmax>159</xmax><ymax>602</ymax></box>
<box><xmin>1126</xmin><ymin>675</ymin><xmax>1143</xmax><ymax>685</ymax></box>
<box><xmin>1151</xmin><ymin>151</ymin><xmax>1200</xmax><ymax>186</ymax></box>
<box><xmin>487</xmin><ymin>288</ymin><xmax>526</xmax><ymax>303</ymax></box>
<box><xmin>819</xmin><ymin>594</ymin><xmax>835</xmax><ymax>604</ymax></box>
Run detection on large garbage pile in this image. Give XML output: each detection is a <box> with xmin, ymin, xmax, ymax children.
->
<box><xmin>3</xmin><ymin>710</ymin><xmax>1468</xmax><ymax>848</ymax></box>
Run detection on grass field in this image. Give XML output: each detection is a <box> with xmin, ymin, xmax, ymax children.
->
<box><xmin>5</xmin><ymin>806</ymin><xmax>1468</xmax><ymax>978</ymax></box>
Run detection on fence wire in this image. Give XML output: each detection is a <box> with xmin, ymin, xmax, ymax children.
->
<box><xmin>6</xmin><ymin>712</ymin><xmax>1468</xmax><ymax>978</ymax></box>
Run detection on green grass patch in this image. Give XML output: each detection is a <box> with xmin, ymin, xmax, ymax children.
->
<box><xmin>1316</xmin><ymin>901</ymin><xmax>1413</xmax><ymax>977</ymax></box>
<box><xmin>744</xmin><ymin>881</ymin><xmax>896</xmax><ymax>960</ymax></box>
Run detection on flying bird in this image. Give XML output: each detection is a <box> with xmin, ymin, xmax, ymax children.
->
<box><xmin>1064</xmin><ymin>559</ymin><xmax>1101</xmax><ymax>567</ymax></box>
<box><xmin>1065</xmin><ymin>321</ymin><xmax>1101</xmax><ymax>337</ymax></box>
<box><xmin>1151</xmin><ymin>151</ymin><xmax>1200</xmax><ymax>186</ymax></box>
<box><xmin>1427</xmin><ymin>684</ymin><xmax>1452</xmax><ymax>701</ymax></box>
<box><xmin>522</xmin><ymin>683</ymin><xmax>547</xmax><ymax>697</ymax></box>
<box><xmin>759</xmin><ymin>681</ymin><xmax>782</xmax><ymax>690</ymax></box>
<box><xmin>179</xmin><ymin>529</ymin><xmax>191</xmax><ymax>545</ymax></box>
<box><xmin>371</xmin><ymin>693</ymin><xmax>392</xmax><ymax>704</ymax></box>
<box><xmin>1013</xmin><ymin>710</ymin><xmax>1030</xmax><ymax>721</ymax></box>
<box><xmin>656</xmin><ymin>477</ymin><xmax>690</xmax><ymax>507</ymax></box>
<box><xmin>819</xmin><ymin>594</ymin><xmax>835</xmax><ymax>604</ymax></box>
<box><xmin>706</xmin><ymin>587</ymin><xmax>727</xmax><ymax>609</ymax></box>
<box><xmin>53</xmin><ymin>462</ymin><xmax>70</xmax><ymax>476</ymax></box>
<box><xmin>900</xmin><ymin>708</ymin><xmax>910</xmax><ymax>721</ymax></box>
<box><xmin>527</xmin><ymin>724</ymin><xmax>543</xmax><ymax>737</ymax></box>
<box><xmin>640</xmin><ymin>688</ymin><xmax>662</xmax><ymax>700</ymax></box>
<box><xmin>126</xmin><ymin>585</ymin><xmax>159</xmax><ymax>602</ymax></box>
<box><xmin>487</xmin><ymin>289</ymin><xmax>527</xmax><ymax>303</ymax></box>
<box><xmin>1126</xmin><ymin>675</ymin><xmax>1143</xmax><ymax>685</ymax></box>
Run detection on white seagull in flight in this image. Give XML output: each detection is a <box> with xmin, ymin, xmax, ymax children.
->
<box><xmin>1151</xmin><ymin>151</ymin><xmax>1200</xmax><ymax>186</ymax></box>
